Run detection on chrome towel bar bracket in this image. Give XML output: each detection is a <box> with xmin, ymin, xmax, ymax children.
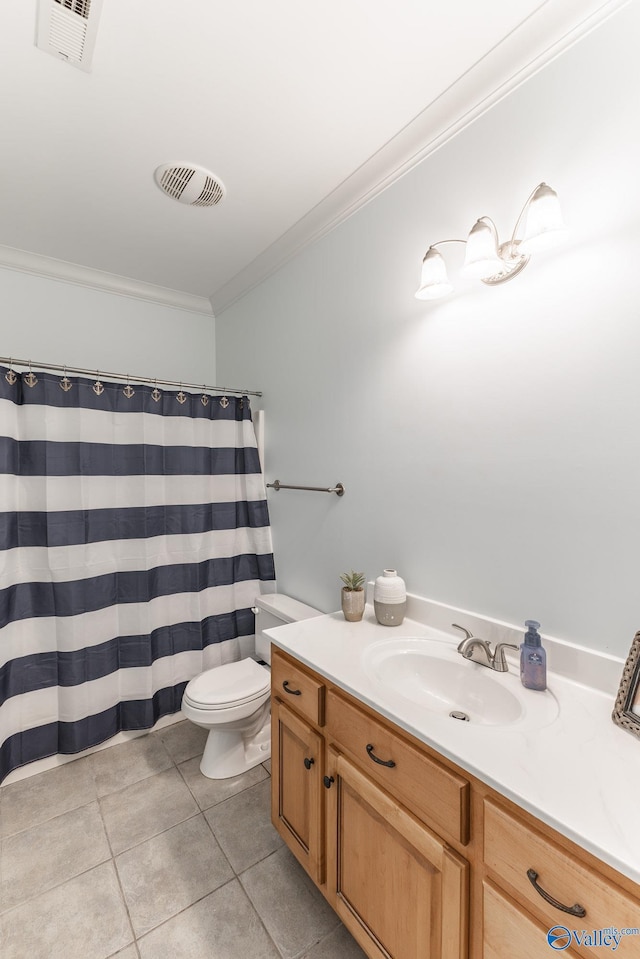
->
<box><xmin>266</xmin><ymin>480</ymin><xmax>345</xmax><ymax>496</ymax></box>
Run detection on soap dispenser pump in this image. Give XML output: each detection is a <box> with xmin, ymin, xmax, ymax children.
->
<box><xmin>520</xmin><ymin>620</ymin><xmax>547</xmax><ymax>691</ymax></box>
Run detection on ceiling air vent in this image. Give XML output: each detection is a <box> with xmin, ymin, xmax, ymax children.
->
<box><xmin>36</xmin><ymin>0</ymin><xmax>104</xmax><ymax>72</ymax></box>
<box><xmin>154</xmin><ymin>164</ymin><xmax>227</xmax><ymax>208</ymax></box>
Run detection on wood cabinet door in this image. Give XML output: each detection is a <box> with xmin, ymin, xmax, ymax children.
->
<box><xmin>325</xmin><ymin>748</ymin><xmax>468</xmax><ymax>959</ymax></box>
<box><xmin>271</xmin><ymin>698</ymin><xmax>324</xmax><ymax>883</ymax></box>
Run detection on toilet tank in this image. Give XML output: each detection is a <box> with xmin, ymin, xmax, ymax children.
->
<box><xmin>254</xmin><ymin>593</ymin><xmax>322</xmax><ymax>664</ymax></box>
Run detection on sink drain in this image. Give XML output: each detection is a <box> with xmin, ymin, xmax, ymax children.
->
<box><xmin>449</xmin><ymin>710</ymin><xmax>470</xmax><ymax>722</ymax></box>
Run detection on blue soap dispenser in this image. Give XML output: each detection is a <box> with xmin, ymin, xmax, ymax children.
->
<box><xmin>520</xmin><ymin>620</ymin><xmax>547</xmax><ymax>691</ymax></box>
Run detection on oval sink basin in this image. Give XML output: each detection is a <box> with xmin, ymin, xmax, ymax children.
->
<box><xmin>363</xmin><ymin>637</ymin><xmax>559</xmax><ymax>728</ymax></box>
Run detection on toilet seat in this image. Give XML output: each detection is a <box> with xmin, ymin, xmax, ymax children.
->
<box><xmin>183</xmin><ymin>658</ymin><xmax>270</xmax><ymax>709</ymax></box>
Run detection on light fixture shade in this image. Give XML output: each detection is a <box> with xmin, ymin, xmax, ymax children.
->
<box><xmin>462</xmin><ymin>219</ymin><xmax>505</xmax><ymax>279</ymax></box>
<box><xmin>415</xmin><ymin>247</ymin><xmax>453</xmax><ymax>300</ymax></box>
<box><xmin>519</xmin><ymin>183</ymin><xmax>567</xmax><ymax>254</ymax></box>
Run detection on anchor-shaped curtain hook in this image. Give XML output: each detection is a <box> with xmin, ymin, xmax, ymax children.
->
<box><xmin>200</xmin><ymin>385</ymin><xmax>209</xmax><ymax>407</ymax></box>
<box><xmin>24</xmin><ymin>361</ymin><xmax>38</xmax><ymax>388</ymax></box>
<box><xmin>219</xmin><ymin>394</ymin><xmax>229</xmax><ymax>409</ymax></box>
<box><xmin>93</xmin><ymin>370</ymin><xmax>104</xmax><ymax>396</ymax></box>
<box><xmin>123</xmin><ymin>375</ymin><xmax>135</xmax><ymax>399</ymax></box>
<box><xmin>152</xmin><ymin>378</ymin><xmax>161</xmax><ymax>403</ymax></box>
<box><xmin>176</xmin><ymin>383</ymin><xmax>187</xmax><ymax>405</ymax></box>
<box><xmin>60</xmin><ymin>365</ymin><xmax>72</xmax><ymax>392</ymax></box>
<box><xmin>5</xmin><ymin>358</ymin><xmax>17</xmax><ymax>385</ymax></box>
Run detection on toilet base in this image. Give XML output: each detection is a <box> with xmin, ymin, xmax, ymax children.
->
<box><xmin>200</xmin><ymin>719</ymin><xmax>271</xmax><ymax>780</ymax></box>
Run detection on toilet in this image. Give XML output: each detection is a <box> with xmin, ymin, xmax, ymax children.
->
<box><xmin>181</xmin><ymin>593</ymin><xmax>322</xmax><ymax>779</ymax></box>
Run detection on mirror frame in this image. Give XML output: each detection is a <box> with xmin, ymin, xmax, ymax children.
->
<box><xmin>612</xmin><ymin>631</ymin><xmax>640</xmax><ymax>739</ymax></box>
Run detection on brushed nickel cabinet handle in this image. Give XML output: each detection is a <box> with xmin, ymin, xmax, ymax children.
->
<box><xmin>526</xmin><ymin>869</ymin><xmax>586</xmax><ymax>917</ymax></box>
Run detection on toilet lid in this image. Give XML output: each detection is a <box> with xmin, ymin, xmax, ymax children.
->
<box><xmin>184</xmin><ymin>658</ymin><xmax>270</xmax><ymax>708</ymax></box>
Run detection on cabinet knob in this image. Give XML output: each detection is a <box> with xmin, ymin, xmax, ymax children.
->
<box><xmin>526</xmin><ymin>869</ymin><xmax>586</xmax><ymax>918</ymax></box>
<box><xmin>366</xmin><ymin>743</ymin><xmax>396</xmax><ymax>768</ymax></box>
<box><xmin>323</xmin><ymin>775</ymin><xmax>335</xmax><ymax>789</ymax></box>
<box><xmin>282</xmin><ymin>680</ymin><xmax>302</xmax><ymax>696</ymax></box>
<box><xmin>304</xmin><ymin>757</ymin><xmax>315</xmax><ymax>770</ymax></box>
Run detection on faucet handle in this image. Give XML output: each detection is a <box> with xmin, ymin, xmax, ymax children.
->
<box><xmin>493</xmin><ymin>642</ymin><xmax>518</xmax><ymax>672</ymax></box>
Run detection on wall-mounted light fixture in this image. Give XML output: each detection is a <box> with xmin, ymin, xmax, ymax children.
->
<box><xmin>415</xmin><ymin>183</ymin><xmax>566</xmax><ymax>301</ymax></box>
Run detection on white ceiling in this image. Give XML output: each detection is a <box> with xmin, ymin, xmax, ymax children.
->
<box><xmin>0</xmin><ymin>0</ymin><xmax>628</xmax><ymax>315</ymax></box>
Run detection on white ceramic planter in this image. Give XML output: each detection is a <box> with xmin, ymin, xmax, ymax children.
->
<box><xmin>373</xmin><ymin>569</ymin><xmax>406</xmax><ymax>626</ymax></box>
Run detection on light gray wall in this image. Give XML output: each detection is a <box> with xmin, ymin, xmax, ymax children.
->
<box><xmin>0</xmin><ymin>269</ymin><xmax>215</xmax><ymax>383</ymax></box>
<box><xmin>216</xmin><ymin>3</ymin><xmax>640</xmax><ymax>658</ymax></box>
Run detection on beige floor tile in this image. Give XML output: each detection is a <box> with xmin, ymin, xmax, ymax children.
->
<box><xmin>90</xmin><ymin>734</ymin><xmax>173</xmax><ymax>797</ymax></box>
<box><xmin>301</xmin><ymin>924</ymin><xmax>369</xmax><ymax>959</ymax></box>
<box><xmin>100</xmin><ymin>767</ymin><xmax>198</xmax><ymax>855</ymax></box>
<box><xmin>116</xmin><ymin>814</ymin><xmax>234</xmax><ymax>937</ymax></box>
<box><xmin>0</xmin><ymin>801</ymin><xmax>110</xmax><ymax>913</ymax></box>
<box><xmin>0</xmin><ymin>861</ymin><xmax>133</xmax><ymax>959</ymax></box>
<box><xmin>178</xmin><ymin>756</ymin><xmax>268</xmax><ymax>810</ymax></box>
<box><xmin>156</xmin><ymin>720</ymin><xmax>207</xmax><ymax>764</ymax></box>
<box><xmin>204</xmin><ymin>779</ymin><xmax>282</xmax><ymax>873</ymax></box>
<box><xmin>0</xmin><ymin>757</ymin><xmax>97</xmax><ymax>838</ymax></box>
<box><xmin>241</xmin><ymin>847</ymin><xmax>340</xmax><ymax>959</ymax></box>
<box><xmin>137</xmin><ymin>879</ymin><xmax>280</xmax><ymax>959</ymax></box>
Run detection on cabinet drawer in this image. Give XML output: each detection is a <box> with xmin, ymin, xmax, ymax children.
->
<box><xmin>271</xmin><ymin>650</ymin><xmax>325</xmax><ymax>727</ymax></box>
<box><xmin>484</xmin><ymin>799</ymin><xmax>640</xmax><ymax>959</ymax></box>
<box><xmin>483</xmin><ymin>881</ymin><xmax>580</xmax><ymax>959</ymax></box>
<box><xmin>326</xmin><ymin>689</ymin><xmax>469</xmax><ymax>845</ymax></box>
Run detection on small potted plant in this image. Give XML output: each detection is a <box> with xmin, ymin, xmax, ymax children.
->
<box><xmin>340</xmin><ymin>570</ymin><xmax>366</xmax><ymax>622</ymax></box>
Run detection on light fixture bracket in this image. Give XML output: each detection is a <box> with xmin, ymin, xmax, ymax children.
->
<box><xmin>480</xmin><ymin>242</ymin><xmax>530</xmax><ymax>286</ymax></box>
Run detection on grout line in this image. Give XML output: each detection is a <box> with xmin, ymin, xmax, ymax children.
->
<box><xmin>232</xmin><ymin>860</ymin><xmax>289</xmax><ymax>959</ymax></box>
<box><xmin>132</xmin><ymin>876</ymin><xmax>240</xmax><ymax>945</ymax></box>
<box><xmin>0</xmin><ymin>794</ymin><xmax>98</xmax><ymax>842</ymax></box>
<box><xmin>107</xmin><ymin>856</ymin><xmax>138</xmax><ymax>956</ymax></box>
<box><xmin>200</xmin><ymin>808</ymin><xmax>236</xmax><ymax>877</ymax></box>
<box><xmin>175</xmin><ymin>760</ymin><xmax>270</xmax><ymax>813</ymax></box>
<box><xmin>108</xmin><ymin>806</ymin><xmax>204</xmax><ymax>858</ymax></box>
<box><xmin>0</xmin><ymin>858</ymin><xmax>111</xmax><ymax>919</ymax></box>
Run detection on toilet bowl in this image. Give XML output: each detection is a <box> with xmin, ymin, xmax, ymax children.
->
<box><xmin>181</xmin><ymin>593</ymin><xmax>322</xmax><ymax>779</ymax></box>
<box><xmin>182</xmin><ymin>658</ymin><xmax>271</xmax><ymax>779</ymax></box>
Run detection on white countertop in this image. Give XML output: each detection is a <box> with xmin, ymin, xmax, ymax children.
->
<box><xmin>266</xmin><ymin>600</ymin><xmax>640</xmax><ymax>886</ymax></box>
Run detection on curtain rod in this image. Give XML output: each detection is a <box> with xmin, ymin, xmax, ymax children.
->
<box><xmin>0</xmin><ymin>356</ymin><xmax>262</xmax><ymax>398</ymax></box>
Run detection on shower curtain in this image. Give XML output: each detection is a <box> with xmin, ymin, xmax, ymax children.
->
<box><xmin>0</xmin><ymin>365</ymin><xmax>275</xmax><ymax>783</ymax></box>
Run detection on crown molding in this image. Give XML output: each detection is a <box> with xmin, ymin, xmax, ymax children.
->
<box><xmin>0</xmin><ymin>244</ymin><xmax>214</xmax><ymax>317</ymax></box>
<box><xmin>210</xmin><ymin>0</ymin><xmax>630</xmax><ymax>314</ymax></box>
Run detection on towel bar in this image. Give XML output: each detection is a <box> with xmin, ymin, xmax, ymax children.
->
<box><xmin>266</xmin><ymin>480</ymin><xmax>345</xmax><ymax>496</ymax></box>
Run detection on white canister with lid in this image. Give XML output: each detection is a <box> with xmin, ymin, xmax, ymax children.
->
<box><xmin>373</xmin><ymin>569</ymin><xmax>406</xmax><ymax>626</ymax></box>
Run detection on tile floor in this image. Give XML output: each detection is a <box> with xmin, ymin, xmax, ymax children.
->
<box><xmin>0</xmin><ymin>722</ymin><xmax>367</xmax><ymax>959</ymax></box>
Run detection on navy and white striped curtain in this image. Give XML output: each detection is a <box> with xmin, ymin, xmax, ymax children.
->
<box><xmin>0</xmin><ymin>365</ymin><xmax>275</xmax><ymax>783</ymax></box>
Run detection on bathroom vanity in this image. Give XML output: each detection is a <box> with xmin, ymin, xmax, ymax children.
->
<box><xmin>268</xmin><ymin>600</ymin><xmax>640</xmax><ymax>959</ymax></box>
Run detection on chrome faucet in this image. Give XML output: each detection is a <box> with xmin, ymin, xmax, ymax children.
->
<box><xmin>451</xmin><ymin>624</ymin><xmax>518</xmax><ymax>673</ymax></box>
